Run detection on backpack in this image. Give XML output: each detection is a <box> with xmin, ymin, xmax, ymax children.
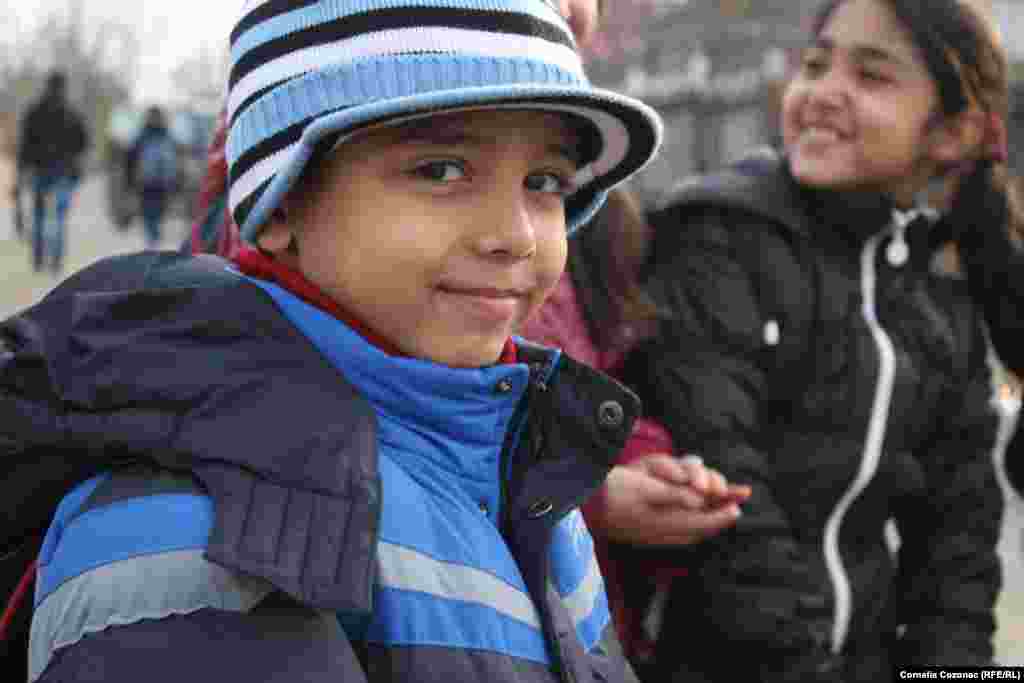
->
<box><xmin>135</xmin><ymin>134</ymin><xmax>178</xmax><ymax>190</ymax></box>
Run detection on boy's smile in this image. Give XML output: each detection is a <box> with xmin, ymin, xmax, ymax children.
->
<box><xmin>260</xmin><ymin>109</ymin><xmax>580</xmax><ymax>368</ymax></box>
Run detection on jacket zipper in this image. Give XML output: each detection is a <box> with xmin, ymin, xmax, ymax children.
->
<box><xmin>498</xmin><ymin>358</ymin><xmax>580</xmax><ymax>682</ymax></box>
<box><xmin>822</xmin><ymin>213</ymin><xmax>907</xmax><ymax>653</ymax></box>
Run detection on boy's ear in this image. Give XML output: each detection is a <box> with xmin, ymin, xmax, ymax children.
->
<box><xmin>256</xmin><ymin>213</ymin><xmax>294</xmax><ymax>254</ymax></box>
<box><xmin>927</xmin><ymin>108</ymin><xmax>987</xmax><ymax>166</ymax></box>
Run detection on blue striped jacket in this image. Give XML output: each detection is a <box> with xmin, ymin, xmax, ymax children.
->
<box><xmin>7</xmin><ymin>252</ymin><xmax>641</xmax><ymax>683</ymax></box>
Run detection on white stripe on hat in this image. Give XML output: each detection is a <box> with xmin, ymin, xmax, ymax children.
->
<box><xmin>228</xmin><ymin>26</ymin><xmax>582</xmax><ymax>122</ymax></box>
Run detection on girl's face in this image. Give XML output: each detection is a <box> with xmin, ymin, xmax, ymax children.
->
<box><xmin>782</xmin><ymin>0</ymin><xmax>953</xmax><ymax>204</ymax></box>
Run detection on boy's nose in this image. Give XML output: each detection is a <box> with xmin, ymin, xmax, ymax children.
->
<box><xmin>473</xmin><ymin>194</ymin><xmax>538</xmax><ymax>261</ymax></box>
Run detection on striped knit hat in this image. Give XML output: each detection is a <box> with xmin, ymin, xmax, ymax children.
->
<box><xmin>226</xmin><ymin>0</ymin><xmax>663</xmax><ymax>241</ymax></box>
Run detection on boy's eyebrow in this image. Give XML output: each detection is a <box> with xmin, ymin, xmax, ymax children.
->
<box><xmin>393</xmin><ymin>120</ymin><xmax>582</xmax><ymax>165</ymax></box>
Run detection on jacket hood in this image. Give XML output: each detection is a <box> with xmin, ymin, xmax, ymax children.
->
<box><xmin>654</xmin><ymin>147</ymin><xmax>896</xmax><ymax>246</ymax></box>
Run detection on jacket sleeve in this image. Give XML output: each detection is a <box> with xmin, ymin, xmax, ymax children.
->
<box><xmin>630</xmin><ymin>208</ymin><xmax>841</xmax><ymax>680</ymax></box>
<box><xmin>36</xmin><ymin>600</ymin><xmax>370</xmax><ymax>683</ymax></box>
<box><xmin>16</xmin><ymin>105</ymin><xmax>39</xmax><ymax>170</ymax></box>
<box><xmin>890</xmin><ymin>302</ymin><xmax>1003</xmax><ymax>667</ymax></box>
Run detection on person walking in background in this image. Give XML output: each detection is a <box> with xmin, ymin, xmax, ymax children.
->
<box><xmin>627</xmin><ymin>0</ymin><xmax>1008</xmax><ymax>679</ymax></box>
<box><xmin>15</xmin><ymin>70</ymin><xmax>89</xmax><ymax>274</ymax></box>
<box><xmin>127</xmin><ymin>106</ymin><xmax>179</xmax><ymax>248</ymax></box>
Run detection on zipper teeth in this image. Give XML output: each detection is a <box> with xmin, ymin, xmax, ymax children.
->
<box><xmin>822</xmin><ymin>226</ymin><xmax>898</xmax><ymax>654</ymax></box>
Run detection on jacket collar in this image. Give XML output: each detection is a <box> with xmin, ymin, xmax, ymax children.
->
<box><xmin>657</xmin><ymin>147</ymin><xmax>900</xmax><ymax>246</ymax></box>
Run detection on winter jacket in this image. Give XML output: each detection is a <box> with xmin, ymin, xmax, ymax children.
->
<box><xmin>627</xmin><ymin>149</ymin><xmax>1005</xmax><ymax>682</ymax></box>
<box><xmin>521</xmin><ymin>270</ymin><xmax>678</xmax><ymax>665</ymax></box>
<box><xmin>0</xmin><ymin>250</ymin><xmax>642</xmax><ymax>683</ymax></box>
<box><xmin>17</xmin><ymin>91</ymin><xmax>89</xmax><ymax>176</ymax></box>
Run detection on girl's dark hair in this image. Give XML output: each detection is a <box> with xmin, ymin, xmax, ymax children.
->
<box><xmin>569</xmin><ymin>186</ymin><xmax>661</xmax><ymax>350</ymax></box>
<box><xmin>813</xmin><ymin>0</ymin><xmax>1024</xmax><ymax>249</ymax></box>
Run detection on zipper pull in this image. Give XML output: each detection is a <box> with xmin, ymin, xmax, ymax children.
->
<box><xmin>886</xmin><ymin>210</ymin><xmax>913</xmax><ymax>267</ymax></box>
<box><xmin>886</xmin><ymin>230</ymin><xmax>909</xmax><ymax>267</ymax></box>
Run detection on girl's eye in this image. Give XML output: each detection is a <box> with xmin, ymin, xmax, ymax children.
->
<box><xmin>413</xmin><ymin>160</ymin><xmax>466</xmax><ymax>182</ymax></box>
<box><xmin>859</xmin><ymin>69</ymin><xmax>889</xmax><ymax>84</ymax></box>
<box><xmin>802</xmin><ymin>57</ymin><xmax>828</xmax><ymax>77</ymax></box>
<box><xmin>526</xmin><ymin>172</ymin><xmax>574</xmax><ymax>196</ymax></box>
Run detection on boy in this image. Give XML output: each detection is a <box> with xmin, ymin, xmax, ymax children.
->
<box><xmin>1</xmin><ymin>0</ymin><xmax>668</xmax><ymax>681</ymax></box>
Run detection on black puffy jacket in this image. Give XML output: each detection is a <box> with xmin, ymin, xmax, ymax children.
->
<box><xmin>17</xmin><ymin>90</ymin><xmax>89</xmax><ymax>175</ymax></box>
<box><xmin>628</xmin><ymin>150</ymin><xmax>1005</xmax><ymax>682</ymax></box>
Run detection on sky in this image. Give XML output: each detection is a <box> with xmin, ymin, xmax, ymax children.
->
<box><xmin>127</xmin><ymin>0</ymin><xmax>238</xmax><ymax>105</ymax></box>
<box><xmin>4</xmin><ymin>0</ymin><xmax>239</xmax><ymax>106</ymax></box>
<box><xmin>12</xmin><ymin>0</ymin><xmax>1024</xmax><ymax>107</ymax></box>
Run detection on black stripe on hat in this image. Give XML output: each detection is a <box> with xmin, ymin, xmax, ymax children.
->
<box><xmin>229</xmin><ymin>6</ymin><xmax>574</xmax><ymax>89</ymax></box>
<box><xmin>231</xmin><ymin>176</ymin><xmax>274</xmax><ymax>232</ymax></box>
<box><xmin>231</xmin><ymin>0</ymin><xmax>319</xmax><ymax>46</ymax></box>
<box><xmin>231</xmin><ymin>116</ymin><xmax>312</xmax><ymax>187</ymax></box>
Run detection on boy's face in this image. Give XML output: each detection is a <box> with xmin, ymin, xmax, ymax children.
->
<box><xmin>263</xmin><ymin>110</ymin><xmax>578</xmax><ymax>368</ymax></box>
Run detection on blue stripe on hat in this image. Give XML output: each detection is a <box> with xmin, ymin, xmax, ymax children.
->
<box><xmin>229</xmin><ymin>54</ymin><xmax>584</xmax><ymax>170</ymax></box>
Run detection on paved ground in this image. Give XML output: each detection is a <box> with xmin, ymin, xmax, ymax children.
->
<box><xmin>2</xmin><ymin>166</ymin><xmax>1024</xmax><ymax>664</ymax></box>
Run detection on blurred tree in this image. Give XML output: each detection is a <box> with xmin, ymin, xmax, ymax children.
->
<box><xmin>0</xmin><ymin>0</ymin><xmax>136</xmax><ymax>164</ymax></box>
<box><xmin>170</xmin><ymin>45</ymin><xmax>229</xmax><ymax>113</ymax></box>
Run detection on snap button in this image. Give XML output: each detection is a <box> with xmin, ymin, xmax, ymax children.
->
<box><xmin>478</xmin><ymin>501</ymin><xmax>490</xmax><ymax>515</ymax></box>
<box><xmin>763</xmin><ymin>319</ymin><xmax>780</xmax><ymax>346</ymax></box>
<box><xmin>527</xmin><ymin>500</ymin><xmax>553</xmax><ymax>518</ymax></box>
<box><xmin>597</xmin><ymin>400</ymin><xmax>624</xmax><ymax>428</ymax></box>
<box><xmin>494</xmin><ymin>378</ymin><xmax>514</xmax><ymax>394</ymax></box>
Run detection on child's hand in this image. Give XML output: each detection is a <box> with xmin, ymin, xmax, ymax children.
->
<box><xmin>599</xmin><ymin>454</ymin><xmax>750</xmax><ymax>547</ymax></box>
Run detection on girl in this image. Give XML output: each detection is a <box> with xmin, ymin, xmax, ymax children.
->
<box><xmin>628</xmin><ymin>0</ymin><xmax>1011</xmax><ymax>680</ymax></box>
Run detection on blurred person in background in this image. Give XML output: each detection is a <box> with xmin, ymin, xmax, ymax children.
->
<box><xmin>14</xmin><ymin>70</ymin><xmax>90</xmax><ymax>274</ymax></box>
<box><xmin>126</xmin><ymin>106</ymin><xmax>180</xmax><ymax>248</ymax></box>
<box><xmin>627</xmin><ymin>0</ymin><xmax>1009</xmax><ymax>679</ymax></box>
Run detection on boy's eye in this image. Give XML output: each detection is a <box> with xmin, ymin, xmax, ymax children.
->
<box><xmin>413</xmin><ymin>160</ymin><xmax>466</xmax><ymax>182</ymax></box>
<box><xmin>525</xmin><ymin>172</ymin><xmax>574</xmax><ymax>196</ymax></box>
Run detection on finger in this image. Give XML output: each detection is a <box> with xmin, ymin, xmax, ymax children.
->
<box><xmin>641</xmin><ymin>476</ymin><xmax>706</xmax><ymax>509</ymax></box>
<box><xmin>643</xmin><ymin>454</ymin><xmax>695</xmax><ymax>486</ymax></box>
<box><xmin>676</xmin><ymin>456</ymin><xmax>711</xmax><ymax>492</ymax></box>
<box><xmin>706</xmin><ymin>483</ymin><xmax>752</xmax><ymax>506</ymax></box>
<box><xmin>704</xmin><ymin>468</ymin><xmax>730</xmax><ymax>499</ymax></box>
<box><xmin>648</xmin><ymin>505</ymin><xmax>743</xmax><ymax>546</ymax></box>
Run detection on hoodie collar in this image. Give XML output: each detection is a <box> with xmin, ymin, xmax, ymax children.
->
<box><xmin>781</xmin><ymin>159</ymin><xmax>897</xmax><ymax>245</ymax></box>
